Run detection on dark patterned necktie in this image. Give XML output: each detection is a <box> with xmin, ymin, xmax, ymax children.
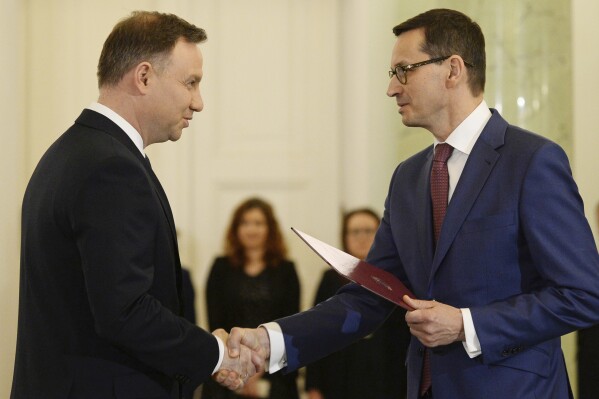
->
<box><xmin>430</xmin><ymin>143</ymin><xmax>453</xmax><ymax>243</ymax></box>
<box><xmin>420</xmin><ymin>143</ymin><xmax>453</xmax><ymax>397</ymax></box>
<box><xmin>143</xmin><ymin>155</ymin><xmax>152</xmax><ymax>170</ymax></box>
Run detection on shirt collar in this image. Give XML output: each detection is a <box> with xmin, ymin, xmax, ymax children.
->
<box><xmin>86</xmin><ymin>102</ymin><xmax>145</xmax><ymax>156</ymax></box>
<box><xmin>434</xmin><ymin>100</ymin><xmax>492</xmax><ymax>155</ymax></box>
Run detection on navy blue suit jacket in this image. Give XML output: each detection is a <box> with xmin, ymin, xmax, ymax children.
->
<box><xmin>277</xmin><ymin>110</ymin><xmax>599</xmax><ymax>399</ymax></box>
<box><xmin>12</xmin><ymin>110</ymin><xmax>219</xmax><ymax>398</ymax></box>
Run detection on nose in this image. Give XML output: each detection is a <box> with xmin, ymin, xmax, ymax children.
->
<box><xmin>387</xmin><ymin>77</ymin><xmax>402</xmax><ymax>98</ymax></box>
<box><xmin>191</xmin><ymin>90</ymin><xmax>203</xmax><ymax>112</ymax></box>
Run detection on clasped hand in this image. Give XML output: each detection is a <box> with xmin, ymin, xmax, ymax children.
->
<box><xmin>212</xmin><ymin>327</ymin><xmax>271</xmax><ymax>390</ymax></box>
<box><xmin>403</xmin><ymin>295</ymin><xmax>465</xmax><ymax>347</ymax></box>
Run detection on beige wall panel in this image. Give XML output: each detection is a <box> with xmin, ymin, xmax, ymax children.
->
<box><xmin>175</xmin><ymin>0</ymin><xmax>342</xmax><ymax>324</ymax></box>
<box><xmin>0</xmin><ymin>1</ymin><xmax>25</xmax><ymax>396</ymax></box>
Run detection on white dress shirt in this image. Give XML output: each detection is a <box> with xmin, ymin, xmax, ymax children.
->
<box><xmin>87</xmin><ymin>102</ymin><xmax>145</xmax><ymax>156</ymax></box>
<box><xmin>264</xmin><ymin>101</ymin><xmax>492</xmax><ymax>372</ymax></box>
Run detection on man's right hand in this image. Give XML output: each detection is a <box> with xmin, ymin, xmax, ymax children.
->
<box><xmin>227</xmin><ymin>327</ymin><xmax>271</xmax><ymax>361</ymax></box>
<box><xmin>212</xmin><ymin>329</ymin><xmax>264</xmax><ymax>390</ymax></box>
<box><xmin>213</xmin><ymin>327</ymin><xmax>271</xmax><ymax>390</ymax></box>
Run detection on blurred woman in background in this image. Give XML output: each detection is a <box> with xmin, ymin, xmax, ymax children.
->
<box><xmin>305</xmin><ymin>208</ymin><xmax>409</xmax><ymax>399</ymax></box>
<box><xmin>203</xmin><ymin>197</ymin><xmax>300</xmax><ymax>399</ymax></box>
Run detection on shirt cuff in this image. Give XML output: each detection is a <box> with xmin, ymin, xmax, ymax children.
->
<box><xmin>212</xmin><ymin>335</ymin><xmax>225</xmax><ymax>374</ymax></box>
<box><xmin>461</xmin><ymin>308</ymin><xmax>482</xmax><ymax>358</ymax></box>
<box><xmin>261</xmin><ymin>322</ymin><xmax>287</xmax><ymax>373</ymax></box>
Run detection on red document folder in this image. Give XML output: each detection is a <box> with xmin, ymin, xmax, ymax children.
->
<box><xmin>292</xmin><ymin>227</ymin><xmax>415</xmax><ymax>311</ymax></box>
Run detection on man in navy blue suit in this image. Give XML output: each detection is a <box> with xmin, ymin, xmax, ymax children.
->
<box><xmin>219</xmin><ymin>8</ymin><xmax>599</xmax><ymax>399</ymax></box>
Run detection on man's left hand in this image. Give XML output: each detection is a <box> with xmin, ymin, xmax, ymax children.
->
<box><xmin>403</xmin><ymin>295</ymin><xmax>465</xmax><ymax>347</ymax></box>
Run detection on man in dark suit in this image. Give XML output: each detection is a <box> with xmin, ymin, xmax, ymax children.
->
<box><xmin>11</xmin><ymin>11</ymin><xmax>259</xmax><ymax>399</ymax></box>
<box><xmin>221</xmin><ymin>9</ymin><xmax>599</xmax><ymax>399</ymax></box>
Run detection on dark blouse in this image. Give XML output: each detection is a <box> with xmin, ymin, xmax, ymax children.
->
<box><xmin>203</xmin><ymin>256</ymin><xmax>300</xmax><ymax>399</ymax></box>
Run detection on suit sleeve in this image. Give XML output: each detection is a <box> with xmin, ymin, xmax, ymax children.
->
<box><xmin>312</xmin><ymin>270</ymin><xmax>349</xmax><ymax>306</ymax></box>
<box><xmin>71</xmin><ymin>155</ymin><xmax>219</xmax><ymax>387</ymax></box>
<box><xmin>471</xmin><ymin>142</ymin><xmax>599</xmax><ymax>364</ymax></box>
<box><xmin>304</xmin><ymin>270</ymin><xmax>340</xmax><ymax>392</ymax></box>
<box><xmin>276</xmin><ymin>191</ymin><xmax>400</xmax><ymax>372</ymax></box>
<box><xmin>276</xmin><ymin>280</ymin><xmax>392</xmax><ymax>372</ymax></box>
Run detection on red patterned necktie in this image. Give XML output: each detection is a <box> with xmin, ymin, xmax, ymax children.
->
<box><xmin>420</xmin><ymin>143</ymin><xmax>454</xmax><ymax>397</ymax></box>
<box><xmin>431</xmin><ymin>143</ymin><xmax>454</xmax><ymax>243</ymax></box>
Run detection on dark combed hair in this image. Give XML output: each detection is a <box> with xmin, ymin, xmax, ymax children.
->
<box><xmin>224</xmin><ymin>197</ymin><xmax>287</xmax><ymax>268</ymax></box>
<box><xmin>97</xmin><ymin>10</ymin><xmax>207</xmax><ymax>88</ymax></box>
<box><xmin>392</xmin><ymin>8</ymin><xmax>486</xmax><ymax>96</ymax></box>
<box><xmin>341</xmin><ymin>208</ymin><xmax>380</xmax><ymax>252</ymax></box>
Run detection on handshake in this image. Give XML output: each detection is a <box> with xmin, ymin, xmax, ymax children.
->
<box><xmin>212</xmin><ymin>327</ymin><xmax>271</xmax><ymax>391</ymax></box>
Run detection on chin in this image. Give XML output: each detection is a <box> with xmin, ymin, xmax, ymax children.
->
<box><xmin>169</xmin><ymin>131</ymin><xmax>184</xmax><ymax>142</ymax></box>
<box><xmin>401</xmin><ymin>115</ymin><xmax>418</xmax><ymax>128</ymax></box>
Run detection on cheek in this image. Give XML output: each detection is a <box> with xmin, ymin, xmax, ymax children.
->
<box><xmin>176</xmin><ymin>90</ymin><xmax>193</xmax><ymax>109</ymax></box>
<box><xmin>161</xmin><ymin>87</ymin><xmax>188</xmax><ymax>112</ymax></box>
<box><xmin>346</xmin><ymin>237</ymin><xmax>359</xmax><ymax>250</ymax></box>
<box><xmin>257</xmin><ymin>227</ymin><xmax>268</xmax><ymax>238</ymax></box>
<box><xmin>237</xmin><ymin>227</ymin><xmax>248</xmax><ymax>239</ymax></box>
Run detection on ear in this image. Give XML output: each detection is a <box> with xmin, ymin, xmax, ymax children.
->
<box><xmin>446</xmin><ymin>56</ymin><xmax>466</xmax><ymax>88</ymax></box>
<box><xmin>133</xmin><ymin>62</ymin><xmax>152</xmax><ymax>93</ymax></box>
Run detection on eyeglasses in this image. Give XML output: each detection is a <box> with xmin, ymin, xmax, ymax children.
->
<box><xmin>388</xmin><ymin>56</ymin><xmax>450</xmax><ymax>84</ymax></box>
<box><xmin>388</xmin><ymin>55</ymin><xmax>474</xmax><ymax>84</ymax></box>
<box><xmin>346</xmin><ymin>228</ymin><xmax>377</xmax><ymax>237</ymax></box>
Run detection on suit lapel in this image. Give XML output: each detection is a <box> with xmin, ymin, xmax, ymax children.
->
<box><xmin>429</xmin><ymin>111</ymin><xmax>507</xmax><ymax>281</ymax></box>
<box><xmin>76</xmin><ymin>109</ymin><xmax>145</xmax><ymax>164</ymax></box>
<box><xmin>417</xmin><ymin>149</ymin><xmax>435</xmax><ymax>282</ymax></box>
<box><xmin>76</xmin><ymin>109</ymin><xmax>184</xmax><ymax>310</ymax></box>
<box><xmin>143</xmin><ymin>164</ymin><xmax>184</xmax><ymax>309</ymax></box>
<box><xmin>140</xmin><ymin>161</ymin><xmax>177</xmax><ymax>237</ymax></box>
<box><xmin>75</xmin><ymin>109</ymin><xmax>181</xmax><ymax>263</ymax></box>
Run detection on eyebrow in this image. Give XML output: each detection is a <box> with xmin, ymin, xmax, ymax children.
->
<box><xmin>394</xmin><ymin>59</ymin><xmax>412</xmax><ymax>67</ymax></box>
<box><xmin>187</xmin><ymin>73</ymin><xmax>202</xmax><ymax>82</ymax></box>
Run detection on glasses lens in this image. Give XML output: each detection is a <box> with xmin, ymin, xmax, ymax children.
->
<box><xmin>389</xmin><ymin>67</ymin><xmax>406</xmax><ymax>83</ymax></box>
<box><xmin>347</xmin><ymin>228</ymin><xmax>377</xmax><ymax>237</ymax></box>
<box><xmin>396</xmin><ymin>67</ymin><xmax>405</xmax><ymax>84</ymax></box>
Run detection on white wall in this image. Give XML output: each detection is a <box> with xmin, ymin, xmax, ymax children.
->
<box><xmin>572</xmin><ymin>1</ymin><xmax>599</xmax><ymax>228</ymax></box>
<box><xmin>0</xmin><ymin>0</ymin><xmax>24</xmax><ymax>394</ymax></box>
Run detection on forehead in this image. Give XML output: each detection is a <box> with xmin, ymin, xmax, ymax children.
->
<box><xmin>166</xmin><ymin>39</ymin><xmax>203</xmax><ymax>75</ymax></box>
<box><xmin>390</xmin><ymin>28</ymin><xmax>427</xmax><ymax>65</ymax></box>
<box><xmin>242</xmin><ymin>208</ymin><xmax>266</xmax><ymax>220</ymax></box>
<box><xmin>347</xmin><ymin>213</ymin><xmax>378</xmax><ymax>227</ymax></box>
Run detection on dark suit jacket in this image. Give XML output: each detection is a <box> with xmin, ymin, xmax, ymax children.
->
<box><xmin>12</xmin><ymin>109</ymin><xmax>219</xmax><ymax>399</ymax></box>
<box><xmin>275</xmin><ymin>110</ymin><xmax>599</xmax><ymax>399</ymax></box>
